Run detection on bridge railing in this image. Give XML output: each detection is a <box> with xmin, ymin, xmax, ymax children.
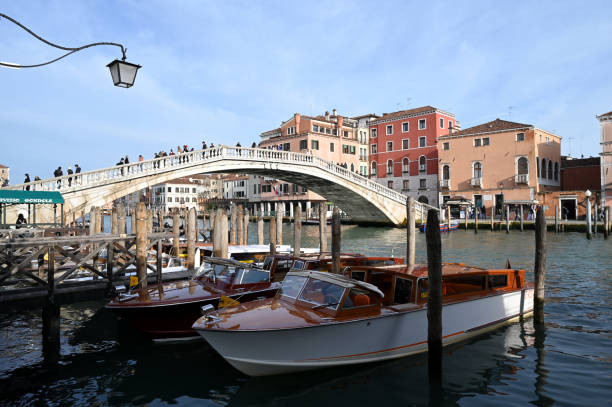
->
<box><xmin>3</xmin><ymin>146</ymin><xmax>438</xmax><ymax>213</ymax></box>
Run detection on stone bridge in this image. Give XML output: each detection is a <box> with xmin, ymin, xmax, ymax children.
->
<box><xmin>2</xmin><ymin>146</ymin><xmax>437</xmax><ymax>225</ymax></box>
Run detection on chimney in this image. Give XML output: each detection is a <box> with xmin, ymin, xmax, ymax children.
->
<box><xmin>325</xmin><ymin>111</ymin><xmax>330</xmax><ymax>121</ymax></box>
<box><xmin>337</xmin><ymin>116</ymin><xmax>343</xmax><ymax>130</ymax></box>
<box><xmin>294</xmin><ymin>113</ymin><xmax>301</xmax><ymax>132</ymax></box>
<box><xmin>333</xmin><ymin>108</ymin><xmax>337</xmax><ymax>116</ymax></box>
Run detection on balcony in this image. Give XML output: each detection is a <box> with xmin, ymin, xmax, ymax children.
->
<box><xmin>439</xmin><ymin>179</ymin><xmax>450</xmax><ymax>189</ymax></box>
<box><xmin>515</xmin><ymin>174</ymin><xmax>529</xmax><ymax>184</ymax></box>
<box><xmin>471</xmin><ymin>177</ymin><xmax>482</xmax><ymax>187</ymax></box>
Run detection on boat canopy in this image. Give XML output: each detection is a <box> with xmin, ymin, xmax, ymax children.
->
<box><xmin>287</xmin><ymin>271</ymin><xmax>384</xmax><ymax>298</ymax></box>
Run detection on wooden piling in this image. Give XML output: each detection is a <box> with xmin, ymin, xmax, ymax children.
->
<box><xmin>98</xmin><ymin>207</ymin><xmax>104</xmax><ymax>233</ymax></box>
<box><xmin>135</xmin><ymin>202</ymin><xmax>147</xmax><ymax>289</ymax></box>
<box><xmin>111</xmin><ymin>207</ymin><xmax>118</xmax><ymax>235</ymax></box>
<box><xmin>534</xmin><ymin>207</ymin><xmax>547</xmax><ymax>325</ymax></box>
<box><xmin>269</xmin><ymin>216</ymin><xmax>277</xmax><ymax>255</ymax></box>
<box><xmin>118</xmin><ymin>205</ymin><xmax>126</xmax><ymax>235</ymax></box>
<box><xmin>520</xmin><ymin>205</ymin><xmax>524</xmax><ymax>232</ymax></box>
<box><xmin>88</xmin><ymin>207</ymin><xmax>96</xmax><ymax>235</ymax></box>
<box><xmin>230</xmin><ymin>204</ymin><xmax>237</xmax><ymax>244</ymax></box>
<box><xmin>172</xmin><ymin>210</ymin><xmax>180</xmax><ymax>256</ymax></box>
<box><xmin>604</xmin><ymin>206</ymin><xmax>610</xmax><ymax>239</ymax></box>
<box><xmin>331</xmin><ymin>207</ymin><xmax>341</xmax><ymax>275</ymax></box>
<box><xmin>447</xmin><ymin>206</ymin><xmax>452</xmax><ymax>232</ymax></box>
<box><xmin>243</xmin><ymin>207</ymin><xmax>249</xmax><ymax>245</ymax></box>
<box><xmin>406</xmin><ymin>197</ymin><xmax>415</xmax><ymax>268</ymax></box>
<box><xmin>586</xmin><ymin>198</ymin><xmax>592</xmax><ymax>240</ymax></box>
<box><xmin>131</xmin><ymin>209</ymin><xmax>136</xmax><ymax>235</ymax></box>
<box><xmin>490</xmin><ymin>208</ymin><xmax>494</xmax><ymax>231</ymax></box>
<box><xmin>42</xmin><ymin>247</ymin><xmax>60</xmax><ymax>363</ymax></box>
<box><xmin>294</xmin><ymin>203</ymin><xmax>302</xmax><ymax>256</ymax></box>
<box><xmin>319</xmin><ymin>202</ymin><xmax>328</xmax><ymax>252</ymax></box>
<box><xmin>276</xmin><ymin>203</ymin><xmax>283</xmax><ymax>245</ymax></box>
<box><xmin>258</xmin><ymin>212</ymin><xmax>264</xmax><ymax>245</ymax></box>
<box><xmin>237</xmin><ymin>204</ymin><xmax>244</xmax><ymax>246</ymax></box>
<box><xmin>106</xmin><ymin>242</ymin><xmax>115</xmax><ymax>295</ymax></box>
<box><xmin>474</xmin><ymin>207</ymin><xmax>478</xmax><ymax>234</ymax></box>
<box><xmin>187</xmin><ymin>207</ymin><xmax>196</xmax><ymax>270</ymax></box>
<box><xmin>464</xmin><ymin>206</ymin><xmax>468</xmax><ymax>230</ymax></box>
<box><xmin>594</xmin><ymin>203</ymin><xmax>598</xmax><ymax>236</ymax></box>
<box><xmin>212</xmin><ymin>209</ymin><xmax>222</xmax><ymax>257</ymax></box>
<box><xmin>156</xmin><ymin>240</ymin><xmax>163</xmax><ymax>285</ymax></box>
<box><xmin>554</xmin><ymin>205</ymin><xmax>559</xmax><ymax>233</ymax></box>
<box><xmin>220</xmin><ymin>208</ymin><xmax>229</xmax><ymax>258</ymax></box>
<box><xmin>425</xmin><ymin>209</ymin><xmax>442</xmax><ymax>383</ymax></box>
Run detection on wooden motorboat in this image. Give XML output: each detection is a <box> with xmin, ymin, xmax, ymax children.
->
<box><xmin>192</xmin><ymin>263</ymin><xmax>534</xmax><ymax>376</ymax></box>
<box><xmin>106</xmin><ymin>256</ymin><xmax>290</xmax><ymax>341</ymax></box>
<box><xmin>419</xmin><ymin>219</ymin><xmax>460</xmax><ymax>232</ymax></box>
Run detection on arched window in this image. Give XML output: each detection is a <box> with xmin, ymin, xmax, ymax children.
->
<box><xmin>442</xmin><ymin>164</ymin><xmax>450</xmax><ymax>180</ymax></box>
<box><xmin>473</xmin><ymin>162</ymin><xmax>482</xmax><ymax>178</ymax></box>
<box><xmin>517</xmin><ymin>157</ymin><xmax>529</xmax><ymax>175</ymax></box>
<box><xmin>402</xmin><ymin>157</ymin><xmax>409</xmax><ymax>173</ymax></box>
<box><xmin>419</xmin><ymin>155</ymin><xmax>426</xmax><ymax>172</ymax></box>
<box><xmin>547</xmin><ymin>160</ymin><xmax>553</xmax><ymax>180</ymax></box>
<box><xmin>554</xmin><ymin>162</ymin><xmax>559</xmax><ymax>181</ymax></box>
<box><xmin>387</xmin><ymin>159</ymin><xmax>393</xmax><ymax>174</ymax></box>
<box><xmin>536</xmin><ymin>156</ymin><xmax>540</xmax><ymax>177</ymax></box>
<box><xmin>350</xmin><ymin>163</ymin><xmax>354</xmax><ymax>172</ymax></box>
<box><xmin>541</xmin><ymin>158</ymin><xmax>547</xmax><ymax>179</ymax></box>
<box><xmin>371</xmin><ymin>161</ymin><xmax>377</xmax><ymax>176</ymax></box>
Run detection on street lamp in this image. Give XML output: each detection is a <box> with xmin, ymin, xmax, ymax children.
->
<box><xmin>0</xmin><ymin>13</ymin><xmax>140</xmax><ymax>88</ymax></box>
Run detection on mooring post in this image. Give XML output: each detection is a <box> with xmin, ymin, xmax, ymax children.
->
<box><xmin>111</xmin><ymin>207</ymin><xmax>118</xmax><ymax>235</ymax></box>
<box><xmin>172</xmin><ymin>209</ymin><xmax>180</xmax><ymax>257</ymax></box>
<box><xmin>258</xmin><ymin>212</ymin><xmax>264</xmax><ymax>245</ymax></box>
<box><xmin>425</xmin><ymin>209</ymin><xmax>443</xmax><ymax>384</ymax></box>
<box><xmin>586</xmin><ymin>197</ymin><xmax>592</xmax><ymax>240</ymax></box>
<box><xmin>554</xmin><ymin>205</ymin><xmax>559</xmax><ymax>233</ymax></box>
<box><xmin>604</xmin><ymin>206</ymin><xmax>610</xmax><ymax>240</ymax></box>
<box><xmin>131</xmin><ymin>208</ymin><xmax>136</xmax><ymax>235</ymax></box>
<box><xmin>464</xmin><ymin>206</ymin><xmax>469</xmax><ymax>230</ymax></box>
<box><xmin>230</xmin><ymin>203</ymin><xmax>237</xmax><ymax>244</ymax></box>
<box><xmin>118</xmin><ymin>205</ymin><xmax>126</xmax><ymax>235</ymax></box>
<box><xmin>319</xmin><ymin>202</ymin><xmax>328</xmax><ymax>252</ymax></box>
<box><xmin>520</xmin><ymin>205</ymin><xmax>524</xmax><ymax>232</ymax></box>
<box><xmin>447</xmin><ymin>206</ymin><xmax>452</xmax><ymax>232</ymax></box>
<box><xmin>42</xmin><ymin>246</ymin><xmax>60</xmax><ymax>365</ymax></box>
<box><xmin>220</xmin><ymin>208</ymin><xmax>229</xmax><ymax>259</ymax></box>
<box><xmin>594</xmin><ymin>202</ymin><xmax>598</xmax><ymax>236</ymax></box>
<box><xmin>106</xmin><ymin>242</ymin><xmax>115</xmax><ymax>296</ymax></box>
<box><xmin>156</xmin><ymin>239</ymin><xmax>163</xmax><ymax>284</ymax></box>
<box><xmin>98</xmin><ymin>207</ymin><xmax>104</xmax><ymax>233</ymax></box>
<box><xmin>490</xmin><ymin>207</ymin><xmax>494</xmax><ymax>231</ymax></box>
<box><xmin>474</xmin><ymin>207</ymin><xmax>479</xmax><ymax>234</ymax></box>
<box><xmin>237</xmin><ymin>204</ymin><xmax>244</xmax><ymax>245</ymax></box>
<box><xmin>136</xmin><ymin>202</ymin><xmax>148</xmax><ymax>289</ymax></box>
<box><xmin>406</xmin><ymin>197</ymin><xmax>416</xmax><ymax>268</ymax></box>
<box><xmin>269</xmin><ymin>216</ymin><xmax>277</xmax><ymax>255</ymax></box>
<box><xmin>294</xmin><ymin>203</ymin><xmax>302</xmax><ymax>256</ymax></box>
<box><xmin>212</xmin><ymin>209</ymin><xmax>222</xmax><ymax>257</ymax></box>
<box><xmin>88</xmin><ymin>207</ymin><xmax>96</xmax><ymax>235</ymax></box>
<box><xmin>331</xmin><ymin>207</ymin><xmax>341</xmax><ymax>274</ymax></box>
<box><xmin>276</xmin><ymin>202</ymin><xmax>283</xmax><ymax>245</ymax></box>
<box><xmin>187</xmin><ymin>207</ymin><xmax>196</xmax><ymax>270</ymax></box>
<box><xmin>243</xmin><ymin>207</ymin><xmax>249</xmax><ymax>245</ymax></box>
<box><xmin>209</xmin><ymin>207</ymin><xmax>216</xmax><ymax>241</ymax></box>
<box><xmin>534</xmin><ymin>207</ymin><xmax>547</xmax><ymax>325</ymax></box>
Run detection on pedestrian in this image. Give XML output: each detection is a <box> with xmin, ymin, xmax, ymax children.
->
<box><xmin>251</xmin><ymin>142</ymin><xmax>257</xmax><ymax>148</ymax></box>
<box><xmin>34</xmin><ymin>176</ymin><xmax>40</xmax><ymax>181</ymax></box>
<box><xmin>16</xmin><ymin>213</ymin><xmax>27</xmax><ymax>229</ymax></box>
<box><xmin>67</xmin><ymin>166</ymin><xmax>73</xmax><ymax>187</ymax></box>
<box><xmin>117</xmin><ymin>158</ymin><xmax>125</xmax><ymax>176</ymax></box>
<box><xmin>236</xmin><ymin>141</ymin><xmax>242</xmax><ymax>155</ymax></box>
<box><xmin>74</xmin><ymin>164</ymin><xmax>81</xmax><ymax>185</ymax></box>
<box><xmin>54</xmin><ymin>166</ymin><xmax>63</xmax><ymax>188</ymax></box>
<box><xmin>24</xmin><ymin>174</ymin><xmax>30</xmax><ymax>191</ymax></box>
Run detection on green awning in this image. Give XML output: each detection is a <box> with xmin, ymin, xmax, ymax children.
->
<box><xmin>0</xmin><ymin>190</ymin><xmax>64</xmax><ymax>204</ymax></box>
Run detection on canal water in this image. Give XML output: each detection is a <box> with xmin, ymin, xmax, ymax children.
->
<box><xmin>1</xmin><ymin>225</ymin><xmax>610</xmax><ymax>406</ymax></box>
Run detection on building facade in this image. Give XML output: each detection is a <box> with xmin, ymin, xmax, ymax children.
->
<box><xmin>437</xmin><ymin>119</ymin><xmax>561</xmax><ymax>217</ymax></box>
<box><xmin>353</xmin><ymin>114</ymin><xmax>379</xmax><ymax>176</ymax></box>
<box><xmin>0</xmin><ymin>164</ymin><xmax>9</xmax><ymax>186</ymax></box>
<box><xmin>598</xmin><ymin>111</ymin><xmax>612</xmax><ymax>207</ymax></box>
<box><xmin>152</xmin><ymin>174</ymin><xmax>218</xmax><ymax>211</ymax></box>
<box><xmin>369</xmin><ymin>106</ymin><xmax>457</xmax><ymax>206</ymax></box>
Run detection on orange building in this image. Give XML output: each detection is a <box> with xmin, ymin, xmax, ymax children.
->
<box><xmin>437</xmin><ymin>119</ymin><xmax>561</xmax><ymax>218</ymax></box>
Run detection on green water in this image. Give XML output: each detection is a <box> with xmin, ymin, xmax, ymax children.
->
<box><xmin>0</xmin><ymin>225</ymin><xmax>610</xmax><ymax>406</ymax></box>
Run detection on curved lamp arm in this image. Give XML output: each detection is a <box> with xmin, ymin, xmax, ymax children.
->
<box><xmin>0</xmin><ymin>13</ymin><xmax>127</xmax><ymax>68</ymax></box>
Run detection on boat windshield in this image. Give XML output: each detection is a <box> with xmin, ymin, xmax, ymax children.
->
<box><xmin>278</xmin><ymin>275</ymin><xmax>307</xmax><ymax>298</ymax></box>
<box><xmin>262</xmin><ymin>256</ymin><xmax>274</xmax><ymax>270</ymax></box>
<box><xmin>234</xmin><ymin>267</ymin><xmax>270</xmax><ymax>284</ymax></box>
<box><xmin>193</xmin><ymin>261</ymin><xmax>214</xmax><ymax>279</ymax></box>
<box><xmin>298</xmin><ymin>278</ymin><xmax>345</xmax><ymax>310</ymax></box>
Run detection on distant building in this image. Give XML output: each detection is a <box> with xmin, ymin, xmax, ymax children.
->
<box><xmin>152</xmin><ymin>174</ymin><xmax>218</xmax><ymax>211</ymax></box>
<box><xmin>370</xmin><ymin>106</ymin><xmax>458</xmax><ymax>206</ymax></box>
<box><xmin>437</xmin><ymin>118</ymin><xmax>561</xmax><ymax>217</ymax></box>
<box><xmin>597</xmin><ymin>110</ymin><xmax>612</xmax><ymax>207</ymax></box>
<box><xmin>0</xmin><ymin>164</ymin><xmax>9</xmax><ymax>186</ymax></box>
<box><xmin>353</xmin><ymin>114</ymin><xmax>379</xmax><ymax>176</ymax></box>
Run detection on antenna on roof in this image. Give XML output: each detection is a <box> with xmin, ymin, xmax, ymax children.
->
<box><xmin>508</xmin><ymin>105</ymin><xmax>514</xmax><ymax>119</ymax></box>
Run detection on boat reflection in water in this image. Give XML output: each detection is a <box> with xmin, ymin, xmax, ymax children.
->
<box><xmin>193</xmin><ymin>263</ymin><xmax>534</xmax><ymax>376</ymax></box>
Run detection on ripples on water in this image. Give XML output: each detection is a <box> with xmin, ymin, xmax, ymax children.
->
<box><xmin>0</xmin><ymin>225</ymin><xmax>610</xmax><ymax>406</ymax></box>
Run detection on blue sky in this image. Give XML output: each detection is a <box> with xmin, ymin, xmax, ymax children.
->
<box><xmin>1</xmin><ymin>1</ymin><xmax>610</xmax><ymax>183</ymax></box>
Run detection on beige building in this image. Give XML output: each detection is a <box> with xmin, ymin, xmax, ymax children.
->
<box><xmin>597</xmin><ymin>111</ymin><xmax>612</xmax><ymax>207</ymax></box>
<box><xmin>0</xmin><ymin>164</ymin><xmax>9</xmax><ymax>186</ymax></box>
<box><xmin>438</xmin><ymin>119</ymin><xmax>561</xmax><ymax>217</ymax></box>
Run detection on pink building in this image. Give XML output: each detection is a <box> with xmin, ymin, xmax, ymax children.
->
<box><xmin>369</xmin><ymin>106</ymin><xmax>458</xmax><ymax>206</ymax></box>
<box><xmin>437</xmin><ymin>119</ymin><xmax>561</xmax><ymax>217</ymax></box>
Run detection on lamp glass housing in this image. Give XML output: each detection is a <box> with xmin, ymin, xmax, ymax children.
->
<box><xmin>106</xmin><ymin>59</ymin><xmax>141</xmax><ymax>88</ymax></box>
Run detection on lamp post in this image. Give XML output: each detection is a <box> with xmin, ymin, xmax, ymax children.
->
<box><xmin>0</xmin><ymin>13</ymin><xmax>140</xmax><ymax>87</ymax></box>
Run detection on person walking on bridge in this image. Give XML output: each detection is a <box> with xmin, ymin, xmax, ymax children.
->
<box><xmin>53</xmin><ymin>166</ymin><xmax>63</xmax><ymax>188</ymax></box>
<box><xmin>67</xmin><ymin>166</ymin><xmax>73</xmax><ymax>187</ymax></box>
<box><xmin>24</xmin><ymin>174</ymin><xmax>30</xmax><ymax>190</ymax></box>
<box><xmin>74</xmin><ymin>164</ymin><xmax>81</xmax><ymax>185</ymax></box>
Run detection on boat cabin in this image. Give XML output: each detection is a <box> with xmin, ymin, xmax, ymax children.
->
<box><xmin>194</xmin><ymin>257</ymin><xmax>272</xmax><ymax>291</ymax></box>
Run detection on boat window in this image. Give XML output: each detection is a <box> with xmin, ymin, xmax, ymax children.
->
<box><xmin>351</xmin><ymin>271</ymin><xmax>366</xmax><ymax>281</ymax></box>
<box><xmin>298</xmin><ymin>278</ymin><xmax>345</xmax><ymax>310</ymax></box>
<box><xmin>394</xmin><ymin>277</ymin><xmax>414</xmax><ymax>304</ymax></box>
<box><xmin>235</xmin><ymin>268</ymin><xmax>270</xmax><ymax>284</ymax></box>
<box><xmin>193</xmin><ymin>261</ymin><xmax>214</xmax><ymax>279</ymax></box>
<box><xmin>279</xmin><ymin>275</ymin><xmax>308</xmax><ymax>298</ymax></box>
<box><xmin>291</xmin><ymin>260</ymin><xmax>306</xmax><ymax>271</ymax></box>
<box><xmin>262</xmin><ymin>256</ymin><xmax>274</xmax><ymax>270</ymax></box>
<box><xmin>443</xmin><ymin>275</ymin><xmax>486</xmax><ymax>295</ymax></box>
<box><xmin>488</xmin><ymin>274</ymin><xmax>508</xmax><ymax>289</ymax></box>
<box><xmin>215</xmin><ymin>265</ymin><xmax>237</xmax><ymax>283</ymax></box>
<box><xmin>275</xmin><ymin>259</ymin><xmax>294</xmax><ymax>273</ymax></box>
<box><xmin>342</xmin><ymin>288</ymin><xmax>374</xmax><ymax>309</ymax></box>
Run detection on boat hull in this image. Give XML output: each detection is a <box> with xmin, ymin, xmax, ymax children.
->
<box><xmin>195</xmin><ymin>288</ymin><xmax>534</xmax><ymax>376</ymax></box>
